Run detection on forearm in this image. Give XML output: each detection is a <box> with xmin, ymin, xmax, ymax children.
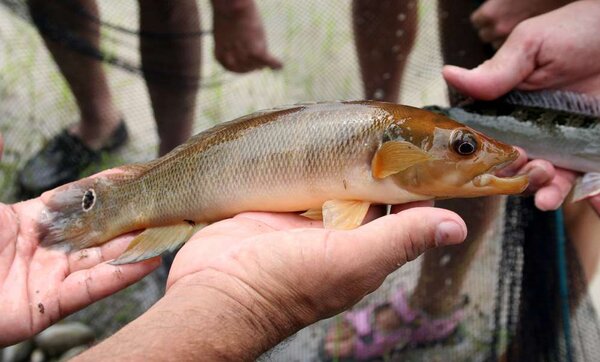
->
<box><xmin>75</xmin><ymin>271</ymin><xmax>298</xmax><ymax>361</ymax></box>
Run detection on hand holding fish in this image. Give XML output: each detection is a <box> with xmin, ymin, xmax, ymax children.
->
<box><xmin>212</xmin><ymin>0</ymin><xmax>283</xmax><ymax>73</ymax></box>
<box><xmin>441</xmin><ymin>0</ymin><xmax>600</xmax><ymax>216</ymax></box>
<box><xmin>497</xmin><ymin>148</ymin><xmax>584</xmax><ymax>212</ymax></box>
<box><xmin>78</xmin><ymin>206</ymin><xmax>467</xmax><ymax>361</ymax></box>
<box><xmin>0</xmin><ymin>195</ymin><xmax>160</xmax><ymax>347</ymax></box>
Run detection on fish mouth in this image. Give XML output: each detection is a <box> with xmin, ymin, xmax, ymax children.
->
<box><xmin>472</xmin><ymin>173</ymin><xmax>529</xmax><ymax>194</ymax></box>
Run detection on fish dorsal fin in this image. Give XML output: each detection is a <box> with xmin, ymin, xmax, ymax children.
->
<box><xmin>301</xmin><ymin>208</ymin><xmax>323</xmax><ymax>220</ymax></box>
<box><xmin>322</xmin><ymin>200</ymin><xmax>371</xmax><ymax>230</ymax></box>
<box><xmin>371</xmin><ymin>141</ymin><xmax>431</xmax><ymax>179</ymax></box>
<box><xmin>110</xmin><ymin>222</ymin><xmax>205</xmax><ymax>265</ymax></box>
<box><xmin>572</xmin><ymin>172</ymin><xmax>600</xmax><ymax>202</ymax></box>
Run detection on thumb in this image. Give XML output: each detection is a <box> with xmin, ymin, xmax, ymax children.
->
<box><xmin>334</xmin><ymin>207</ymin><xmax>467</xmax><ymax>276</ymax></box>
<box><xmin>442</xmin><ymin>26</ymin><xmax>540</xmax><ymax>100</ymax></box>
<box><xmin>262</xmin><ymin>53</ymin><xmax>283</xmax><ymax>70</ymax></box>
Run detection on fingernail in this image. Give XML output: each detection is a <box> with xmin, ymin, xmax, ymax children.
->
<box><xmin>435</xmin><ymin>221</ymin><xmax>466</xmax><ymax>246</ymax></box>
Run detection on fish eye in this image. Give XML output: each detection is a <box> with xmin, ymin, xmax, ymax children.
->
<box><xmin>451</xmin><ymin>131</ymin><xmax>478</xmax><ymax>156</ymax></box>
<box><xmin>82</xmin><ymin>189</ymin><xmax>96</xmax><ymax>212</ymax></box>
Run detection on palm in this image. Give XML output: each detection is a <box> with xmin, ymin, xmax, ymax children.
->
<box><xmin>167</xmin><ymin>209</ymin><xmax>439</xmax><ymax>323</ymax></box>
<box><xmin>0</xmin><ymin>197</ymin><xmax>159</xmax><ymax>347</ymax></box>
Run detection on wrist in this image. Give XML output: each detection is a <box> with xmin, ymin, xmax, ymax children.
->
<box><xmin>168</xmin><ymin>270</ymin><xmax>300</xmax><ymax>359</ymax></box>
<box><xmin>80</xmin><ymin>269</ymin><xmax>302</xmax><ymax>361</ymax></box>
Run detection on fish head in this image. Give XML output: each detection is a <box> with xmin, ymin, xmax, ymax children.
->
<box><xmin>378</xmin><ymin>105</ymin><xmax>529</xmax><ymax>198</ymax></box>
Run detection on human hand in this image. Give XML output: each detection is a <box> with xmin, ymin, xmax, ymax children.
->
<box><xmin>444</xmin><ymin>0</ymin><xmax>600</xmax><ymax>99</ymax></box>
<box><xmin>212</xmin><ymin>0</ymin><xmax>282</xmax><ymax>73</ymax></box>
<box><xmin>165</xmin><ymin>205</ymin><xmax>466</xmax><ymax>358</ymax></box>
<box><xmin>497</xmin><ymin>148</ymin><xmax>600</xmax><ymax>215</ymax></box>
<box><xmin>0</xmin><ymin>190</ymin><xmax>160</xmax><ymax>347</ymax></box>
<box><xmin>470</xmin><ymin>0</ymin><xmax>572</xmax><ymax>48</ymax></box>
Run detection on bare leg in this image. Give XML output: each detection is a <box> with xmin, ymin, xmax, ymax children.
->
<box><xmin>352</xmin><ymin>0</ymin><xmax>418</xmax><ymax>102</ymax></box>
<box><xmin>138</xmin><ymin>0</ymin><xmax>201</xmax><ymax>156</ymax></box>
<box><xmin>27</xmin><ymin>0</ymin><xmax>121</xmax><ymax>148</ymax></box>
<box><xmin>411</xmin><ymin>197</ymin><xmax>502</xmax><ymax>316</ymax></box>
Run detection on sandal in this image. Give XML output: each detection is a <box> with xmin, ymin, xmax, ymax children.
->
<box><xmin>320</xmin><ymin>288</ymin><xmax>465</xmax><ymax>361</ymax></box>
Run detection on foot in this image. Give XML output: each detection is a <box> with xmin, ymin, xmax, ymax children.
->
<box><xmin>322</xmin><ymin>289</ymin><xmax>464</xmax><ymax>361</ymax></box>
<box><xmin>17</xmin><ymin>120</ymin><xmax>128</xmax><ymax>198</ymax></box>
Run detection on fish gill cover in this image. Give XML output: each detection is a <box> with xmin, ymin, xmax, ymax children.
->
<box><xmin>0</xmin><ymin>1</ymin><xmax>598</xmax><ymax>361</ymax></box>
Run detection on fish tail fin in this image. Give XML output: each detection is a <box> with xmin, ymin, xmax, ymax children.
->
<box><xmin>572</xmin><ymin>172</ymin><xmax>600</xmax><ymax>202</ymax></box>
<box><xmin>38</xmin><ymin>176</ymin><xmax>119</xmax><ymax>251</ymax></box>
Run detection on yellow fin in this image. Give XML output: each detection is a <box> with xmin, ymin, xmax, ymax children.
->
<box><xmin>322</xmin><ymin>200</ymin><xmax>370</xmax><ymax>230</ymax></box>
<box><xmin>110</xmin><ymin>222</ymin><xmax>205</xmax><ymax>265</ymax></box>
<box><xmin>371</xmin><ymin>141</ymin><xmax>431</xmax><ymax>179</ymax></box>
<box><xmin>301</xmin><ymin>208</ymin><xmax>323</xmax><ymax>220</ymax></box>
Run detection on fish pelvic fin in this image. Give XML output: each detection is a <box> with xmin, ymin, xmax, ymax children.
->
<box><xmin>300</xmin><ymin>208</ymin><xmax>323</xmax><ymax>220</ymax></box>
<box><xmin>38</xmin><ymin>177</ymin><xmax>116</xmax><ymax>251</ymax></box>
<box><xmin>111</xmin><ymin>222</ymin><xmax>206</xmax><ymax>265</ymax></box>
<box><xmin>322</xmin><ymin>200</ymin><xmax>370</xmax><ymax>230</ymax></box>
<box><xmin>572</xmin><ymin>172</ymin><xmax>600</xmax><ymax>202</ymax></box>
<box><xmin>371</xmin><ymin>141</ymin><xmax>431</xmax><ymax>179</ymax></box>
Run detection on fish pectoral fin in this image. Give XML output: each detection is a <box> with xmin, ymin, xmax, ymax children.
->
<box><xmin>301</xmin><ymin>208</ymin><xmax>323</xmax><ymax>220</ymax></box>
<box><xmin>371</xmin><ymin>141</ymin><xmax>431</xmax><ymax>179</ymax></box>
<box><xmin>322</xmin><ymin>200</ymin><xmax>371</xmax><ymax>230</ymax></box>
<box><xmin>110</xmin><ymin>222</ymin><xmax>205</xmax><ymax>265</ymax></box>
<box><xmin>572</xmin><ymin>172</ymin><xmax>600</xmax><ymax>202</ymax></box>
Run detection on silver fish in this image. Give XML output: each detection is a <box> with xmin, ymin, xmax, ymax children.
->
<box><xmin>425</xmin><ymin>90</ymin><xmax>600</xmax><ymax>201</ymax></box>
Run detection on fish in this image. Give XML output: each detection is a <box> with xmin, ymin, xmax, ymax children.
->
<box><xmin>425</xmin><ymin>90</ymin><xmax>600</xmax><ymax>202</ymax></box>
<box><xmin>38</xmin><ymin>101</ymin><xmax>528</xmax><ymax>264</ymax></box>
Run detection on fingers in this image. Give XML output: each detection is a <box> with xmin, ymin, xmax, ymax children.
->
<box><xmin>590</xmin><ymin>195</ymin><xmax>600</xmax><ymax>217</ymax></box>
<box><xmin>520</xmin><ymin>159</ymin><xmax>556</xmax><ymax>193</ymax></box>
<box><xmin>333</xmin><ymin>207</ymin><xmax>466</xmax><ymax>276</ymax></box>
<box><xmin>59</xmin><ymin>257</ymin><xmax>161</xmax><ymax>317</ymax></box>
<box><xmin>260</xmin><ymin>52</ymin><xmax>283</xmax><ymax>70</ymax></box>
<box><xmin>67</xmin><ymin>233</ymin><xmax>138</xmax><ymax>273</ymax></box>
<box><xmin>216</xmin><ymin>47</ymin><xmax>282</xmax><ymax>73</ymax></box>
<box><xmin>470</xmin><ymin>1</ymin><xmax>517</xmax><ymax>46</ymax></box>
<box><xmin>442</xmin><ymin>25</ymin><xmax>540</xmax><ymax>100</ymax></box>
<box><xmin>534</xmin><ymin>168</ymin><xmax>578</xmax><ymax>211</ymax></box>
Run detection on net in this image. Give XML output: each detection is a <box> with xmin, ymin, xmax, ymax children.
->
<box><xmin>0</xmin><ymin>1</ymin><xmax>598</xmax><ymax>361</ymax></box>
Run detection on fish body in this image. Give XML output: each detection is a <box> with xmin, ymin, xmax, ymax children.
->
<box><xmin>426</xmin><ymin>90</ymin><xmax>600</xmax><ymax>201</ymax></box>
<box><xmin>39</xmin><ymin>101</ymin><xmax>527</xmax><ymax>264</ymax></box>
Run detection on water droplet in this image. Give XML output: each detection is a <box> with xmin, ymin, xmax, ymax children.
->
<box><xmin>397</xmin><ymin>13</ymin><xmax>406</xmax><ymax>22</ymax></box>
<box><xmin>374</xmin><ymin>89</ymin><xmax>385</xmax><ymax>99</ymax></box>
<box><xmin>395</xmin><ymin>29</ymin><xmax>404</xmax><ymax>37</ymax></box>
<box><xmin>445</xmin><ymin>278</ymin><xmax>453</xmax><ymax>286</ymax></box>
<box><xmin>382</xmin><ymin>72</ymin><xmax>391</xmax><ymax>80</ymax></box>
<box><xmin>440</xmin><ymin>254</ymin><xmax>451</xmax><ymax>266</ymax></box>
<box><xmin>391</xmin><ymin>45</ymin><xmax>400</xmax><ymax>53</ymax></box>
